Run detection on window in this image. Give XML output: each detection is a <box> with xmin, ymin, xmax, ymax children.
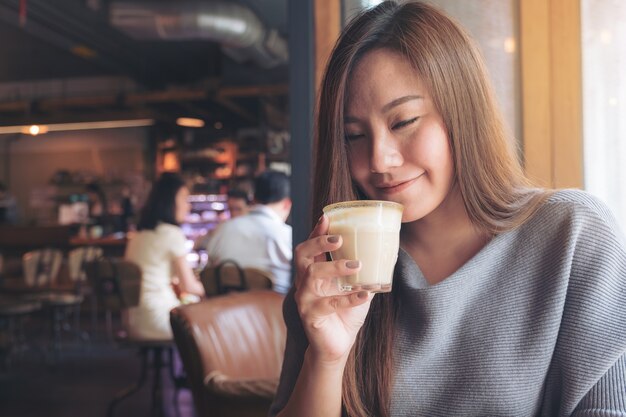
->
<box><xmin>581</xmin><ymin>0</ymin><xmax>626</xmax><ymax>232</ymax></box>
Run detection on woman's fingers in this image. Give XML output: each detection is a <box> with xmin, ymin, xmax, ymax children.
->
<box><xmin>305</xmin><ymin>290</ymin><xmax>374</xmax><ymax>318</ymax></box>
<box><xmin>296</xmin><ymin>234</ymin><xmax>343</xmax><ymax>272</ymax></box>
<box><xmin>309</xmin><ymin>214</ymin><xmax>328</xmax><ymax>239</ymax></box>
<box><xmin>295</xmin><ymin>215</ymin><xmax>346</xmax><ymax>287</ymax></box>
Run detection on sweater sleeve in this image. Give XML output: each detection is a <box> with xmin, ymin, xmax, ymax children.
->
<box><xmin>268</xmin><ymin>288</ymin><xmax>309</xmax><ymax>417</ymax></box>
<box><xmin>572</xmin><ymin>353</ymin><xmax>626</xmax><ymax>416</ymax></box>
<box><xmin>541</xmin><ymin>192</ymin><xmax>626</xmax><ymax>417</ymax></box>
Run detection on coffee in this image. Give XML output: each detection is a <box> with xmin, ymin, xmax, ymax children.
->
<box><xmin>323</xmin><ymin>201</ymin><xmax>403</xmax><ymax>293</ymax></box>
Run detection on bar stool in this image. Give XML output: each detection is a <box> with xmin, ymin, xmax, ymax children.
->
<box><xmin>0</xmin><ymin>297</ymin><xmax>42</xmax><ymax>369</ymax></box>
<box><xmin>22</xmin><ymin>248</ymin><xmax>84</xmax><ymax>359</ymax></box>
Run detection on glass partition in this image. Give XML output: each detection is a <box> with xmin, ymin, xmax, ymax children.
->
<box><xmin>581</xmin><ymin>0</ymin><xmax>626</xmax><ymax>232</ymax></box>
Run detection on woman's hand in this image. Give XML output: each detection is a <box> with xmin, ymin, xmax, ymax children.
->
<box><xmin>173</xmin><ymin>255</ymin><xmax>205</xmax><ymax>297</ymax></box>
<box><xmin>171</xmin><ymin>276</ymin><xmax>182</xmax><ymax>298</ymax></box>
<box><xmin>294</xmin><ymin>215</ymin><xmax>375</xmax><ymax>365</ymax></box>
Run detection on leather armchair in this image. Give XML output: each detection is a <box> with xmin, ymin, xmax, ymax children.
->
<box><xmin>170</xmin><ymin>290</ymin><xmax>286</xmax><ymax>417</ymax></box>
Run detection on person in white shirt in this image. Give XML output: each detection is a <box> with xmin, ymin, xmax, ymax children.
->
<box><xmin>206</xmin><ymin>170</ymin><xmax>293</xmax><ymax>294</ymax></box>
<box><xmin>124</xmin><ymin>173</ymin><xmax>204</xmax><ymax>340</ymax></box>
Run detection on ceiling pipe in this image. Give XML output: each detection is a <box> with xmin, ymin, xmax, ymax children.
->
<box><xmin>110</xmin><ymin>2</ymin><xmax>288</xmax><ymax>68</ymax></box>
<box><xmin>0</xmin><ymin>84</ymin><xmax>288</xmax><ymax>113</ymax></box>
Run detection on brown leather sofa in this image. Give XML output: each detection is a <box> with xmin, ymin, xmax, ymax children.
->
<box><xmin>170</xmin><ymin>290</ymin><xmax>286</xmax><ymax>417</ymax></box>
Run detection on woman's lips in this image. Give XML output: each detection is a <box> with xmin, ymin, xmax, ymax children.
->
<box><xmin>375</xmin><ymin>177</ymin><xmax>418</xmax><ymax>195</ymax></box>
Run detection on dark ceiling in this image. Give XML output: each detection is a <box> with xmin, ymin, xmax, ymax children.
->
<box><xmin>0</xmin><ymin>0</ymin><xmax>289</xmax><ymax>130</ymax></box>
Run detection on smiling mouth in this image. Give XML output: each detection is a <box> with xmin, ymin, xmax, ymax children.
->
<box><xmin>375</xmin><ymin>176</ymin><xmax>419</xmax><ymax>194</ymax></box>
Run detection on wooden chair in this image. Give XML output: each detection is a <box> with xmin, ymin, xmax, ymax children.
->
<box><xmin>68</xmin><ymin>246</ymin><xmax>103</xmax><ymax>336</ymax></box>
<box><xmin>22</xmin><ymin>248</ymin><xmax>83</xmax><ymax>358</ymax></box>
<box><xmin>85</xmin><ymin>257</ymin><xmax>138</xmax><ymax>340</ymax></box>
<box><xmin>85</xmin><ymin>258</ymin><xmax>181</xmax><ymax>417</ymax></box>
<box><xmin>22</xmin><ymin>248</ymin><xmax>64</xmax><ymax>290</ymax></box>
<box><xmin>68</xmin><ymin>246</ymin><xmax>104</xmax><ymax>284</ymax></box>
<box><xmin>200</xmin><ymin>259</ymin><xmax>273</xmax><ymax>296</ymax></box>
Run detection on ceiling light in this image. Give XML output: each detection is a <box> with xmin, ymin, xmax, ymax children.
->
<box><xmin>176</xmin><ymin>117</ymin><xmax>205</xmax><ymax>128</ymax></box>
<box><xmin>70</xmin><ymin>45</ymin><xmax>98</xmax><ymax>59</ymax></box>
<box><xmin>0</xmin><ymin>119</ymin><xmax>154</xmax><ymax>135</ymax></box>
<box><xmin>21</xmin><ymin>125</ymin><xmax>49</xmax><ymax>136</ymax></box>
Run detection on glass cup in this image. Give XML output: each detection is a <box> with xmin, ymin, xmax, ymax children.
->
<box><xmin>323</xmin><ymin>200</ymin><xmax>404</xmax><ymax>293</ymax></box>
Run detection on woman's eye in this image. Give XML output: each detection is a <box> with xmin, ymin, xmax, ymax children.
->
<box><xmin>345</xmin><ymin>133</ymin><xmax>365</xmax><ymax>141</ymax></box>
<box><xmin>392</xmin><ymin>117</ymin><xmax>419</xmax><ymax>130</ymax></box>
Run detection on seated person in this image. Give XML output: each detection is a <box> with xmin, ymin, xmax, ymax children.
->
<box><xmin>193</xmin><ymin>188</ymin><xmax>251</xmax><ymax>251</ymax></box>
<box><xmin>225</xmin><ymin>188</ymin><xmax>251</xmax><ymax>219</ymax></box>
<box><xmin>206</xmin><ymin>170</ymin><xmax>292</xmax><ymax>294</ymax></box>
<box><xmin>0</xmin><ymin>182</ymin><xmax>18</xmax><ymax>225</ymax></box>
<box><xmin>124</xmin><ymin>173</ymin><xmax>204</xmax><ymax>340</ymax></box>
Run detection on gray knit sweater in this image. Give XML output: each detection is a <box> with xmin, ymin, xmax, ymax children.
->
<box><xmin>269</xmin><ymin>190</ymin><xmax>626</xmax><ymax>417</ymax></box>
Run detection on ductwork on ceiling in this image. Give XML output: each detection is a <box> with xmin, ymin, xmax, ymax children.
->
<box><xmin>110</xmin><ymin>2</ymin><xmax>288</xmax><ymax>69</ymax></box>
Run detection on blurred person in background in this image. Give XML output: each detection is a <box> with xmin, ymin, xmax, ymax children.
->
<box><xmin>0</xmin><ymin>181</ymin><xmax>18</xmax><ymax>224</ymax></box>
<box><xmin>225</xmin><ymin>188</ymin><xmax>251</xmax><ymax>219</ymax></box>
<box><xmin>124</xmin><ymin>172</ymin><xmax>204</xmax><ymax>340</ymax></box>
<box><xmin>206</xmin><ymin>170</ymin><xmax>292</xmax><ymax>294</ymax></box>
<box><xmin>85</xmin><ymin>182</ymin><xmax>112</xmax><ymax>236</ymax></box>
<box><xmin>192</xmin><ymin>188</ymin><xmax>251</xmax><ymax>251</ymax></box>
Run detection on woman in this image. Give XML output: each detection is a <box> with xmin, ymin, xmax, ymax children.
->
<box><xmin>271</xmin><ymin>2</ymin><xmax>626</xmax><ymax>416</ymax></box>
<box><xmin>125</xmin><ymin>172</ymin><xmax>204</xmax><ymax>340</ymax></box>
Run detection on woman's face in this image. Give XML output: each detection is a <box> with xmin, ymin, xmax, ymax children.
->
<box><xmin>175</xmin><ymin>186</ymin><xmax>191</xmax><ymax>224</ymax></box>
<box><xmin>344</xmin><ymin>48</ymin><xmax>456</xmax><ymax>223</ymax></box>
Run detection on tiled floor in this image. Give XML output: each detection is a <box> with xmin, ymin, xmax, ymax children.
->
<box><xmin>0</xmin><ymin>315</ymin><xmax>195</xmax><ymax>417</ymax></box>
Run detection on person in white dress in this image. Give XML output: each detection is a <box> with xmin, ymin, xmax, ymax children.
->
<box><xmin>124</xmin><ymin>173</ymin><xmax>204</xmax><ymax>340</ymax></box>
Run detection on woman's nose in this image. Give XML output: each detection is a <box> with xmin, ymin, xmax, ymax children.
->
<box><xmin>369</xmin><ymin>129</ymin><xmax>403</xmax><ymax>173</ymax></box>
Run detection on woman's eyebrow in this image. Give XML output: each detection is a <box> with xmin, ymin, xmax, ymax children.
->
<box><xmin>344</xmin><ymin>95</ymin><xmax>424</xmax><ymax>123</ymax></box>
<box><xmin>381</xmin><ymin>95</ymin><xmax>424</xmax><ymax>113</ymax></box>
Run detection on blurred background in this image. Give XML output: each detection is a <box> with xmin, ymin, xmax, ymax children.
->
<box><xmin>0</xmin><ymin>0</ymin><xmax>624</xmax><ymax>240</ymax></box>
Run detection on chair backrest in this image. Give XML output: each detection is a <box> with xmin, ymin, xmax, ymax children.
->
<box><xmin>22</xmin><ymin>248</ymin><xmax>63</xmax><ymax>287</ymax></box>
<box><xmin>170</xmin><ymin>291</ymin><xmax>286</xmax><ymax>417</ymax></box>
<box><xmin>85</xmin><ymin>258</ymin><xmax>142</xmax><ymax>310</ymax></box>
<box><xmin>68</xmin><ymin>246</ymin><xmax>104</xmax><ymax>282</ymax></box>
<box><xmin>200</xmin><ymin>260</ymin><xmax>273</xmax><ymax>296</ymax></box>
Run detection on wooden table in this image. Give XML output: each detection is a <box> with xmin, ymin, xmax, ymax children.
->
<box><xmin>69</xmin><ymin>235</ymin><xmax>128</xmax><ymax>258</ymax></box>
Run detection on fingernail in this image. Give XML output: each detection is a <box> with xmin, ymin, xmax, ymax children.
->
<box><xmin>316</xmin><ymin>215</ymin><xmax>324</xmax><ymax>225</ymax></box>
<box><xmin>346</xmin><ymin>260</ymin><xmax>360</xmax><ymax>269</ymax></box>
<box><xmin>357</xmin><ymin>291</ymin><xmax>368</xmax><ymax>299</ymax></box>
<box><xmin>327</xmin><ymin>235</ymin><xmax>339</xmax><ymax>243</ymax></box>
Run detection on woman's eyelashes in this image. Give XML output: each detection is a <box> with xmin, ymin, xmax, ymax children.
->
<box><xmin>345</xmin><ymin>117</ymin><xmax>419</xmax><ymax>141</ymax></box>
<box><xmin>392</xmin><ymin>117</ymin><xmax>419</xmax><ymax>130</ymax></box>
<box><xmin>345</xmin><ymin>132</ymin><xmax>365</xmax><ymax>141</ymax></box>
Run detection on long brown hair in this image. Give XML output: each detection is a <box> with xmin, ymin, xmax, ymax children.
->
<box><xmin>312</xmin><ymin>2</ymin><xmax>548</xmax><ymax>416</ymax></box>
